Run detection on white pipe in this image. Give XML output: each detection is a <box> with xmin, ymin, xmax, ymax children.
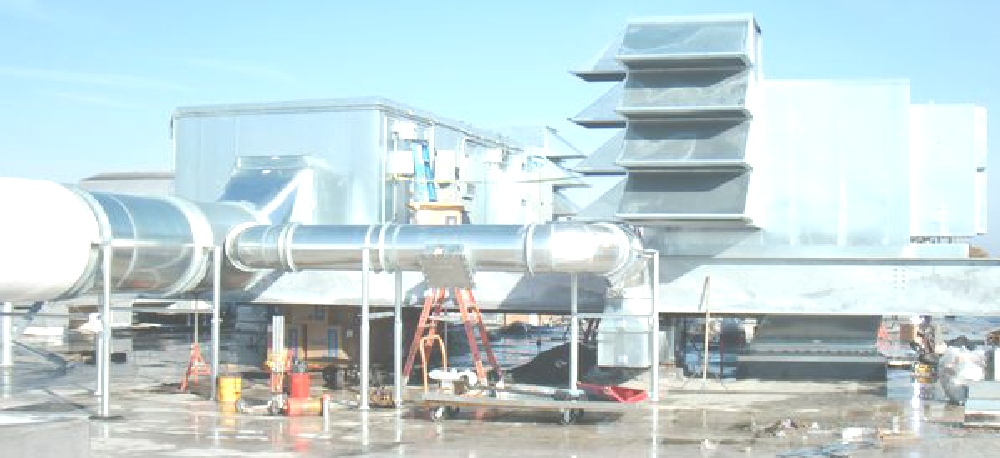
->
<box><xmin>360</xmin><ymin>247</ymin><xmax>371</xmax><ymax>411</ymax></box>
<box><xmin>570</xmin><ymin>273</ymin><xmax>579</xmax><ymax>392</ymax></box>
<box><xmin>393</xmin><ymin>267</ymin><xmax>403</xmax><ymax>408</ymax></box>
<box><xmin>1</xmin><ymin>302</ymin><xmax>12</xmax><ymax>367</ymax></box>
<box><xmin>94</xmin><ymin>321</ymin><xmax>103</xmax><ymax>397</ymax></box>
<box><xmin>0</xmin><ymin>179</ymin><xmax>101</xmax><ymax>302</ymax></box>
<box><xmin>210</xmin><ymin>246</ymin><xmax>222</xmax><ymax>401</ymax></box>
<box><xmin>99</xmin><ymin>243</ymin><xmax>112</xmax><ymax>418</ymax></box>
<box><xmin>647</xmin><ymin>249</ymin><xmax>660</xmax><ymax>402</ymax></box>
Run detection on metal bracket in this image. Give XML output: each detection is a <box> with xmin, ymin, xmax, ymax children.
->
<box><xmin>417</xmin><ymin>244</ymin><xmax>474</xmax><ymax>289</ymax></box>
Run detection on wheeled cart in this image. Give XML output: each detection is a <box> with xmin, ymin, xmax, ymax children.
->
<box><xmin>420</xmin><ymin>389</ymin><xmax>647</xmax><ymax>425</ymax></box>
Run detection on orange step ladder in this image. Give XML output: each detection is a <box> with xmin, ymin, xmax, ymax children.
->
<box><xmin>180</xmin><ymin>342</ymin><xmax>212</xmax><ymax>391</ymax></box>
<box><xmin>403</xmin><ymin>287</ymin><xmax>502</xmax><ymax>384</ymax></box>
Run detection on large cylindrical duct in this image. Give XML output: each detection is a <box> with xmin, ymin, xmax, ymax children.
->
<box><xmin>0</xmin><ymin>178</ymin><xmax>102</xmax><ymax>301</ymax></box>
<box><xmin>0</xmin><ymin>177</ymin><xmax>256</xmax><ymax>301</ymax></box>
<box><xmin>89</xmin><ymin>192</ymin><xmax>215</xmax><ymax>296</ymax></box>
<box><xmin>227</xmin><ymin>222</ymin><xmax>643</xmax><ymax>278</ymax></box>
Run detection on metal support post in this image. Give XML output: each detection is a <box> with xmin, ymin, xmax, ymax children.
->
<box><xmin>393</xmin><ymin>267</ymin><xmax>403</xmax><ymax>408</ymax></box>
<box><xmin>360</xmin><ymin>247</ymin><xmax>371</xmax><ymax>410</ymax></box>
<box><xmin>700</xmin><ymin>277</ymin><xmax>712</xmax><ymax>385</ymax></box>
<box><xmin>647</xmin><ymin>249</ymin><xmax>660</xmax><ymax>402</ymax></box>
<box><xmin>1</xmin><ymin>302</ymin><xmax>12</xmax><ymax>367</ymax></box>
<box><xmin>210</xmin><ymin>246</ymin><xmax>222</xmax><ymax>401</ymax></box>
<box><xmin>100</xmin><ymin>243</ymin><xmax>112</xmax><ymax>417</ymax></box>
<box><xmin>91</xmin><ymin>243</ymin><xmax>121</xmax><ymax>420</ymax></box>
<box><xmin>569</xmin><ymin>273</ymin><xmax>579</xmax><ymax>392</ymax></box>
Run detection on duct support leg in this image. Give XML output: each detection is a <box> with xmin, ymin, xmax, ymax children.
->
<box><xmin>647</xmin><ymin>249</ymin><xmax>660</xmax><ymax>402</ymax></box>
<box><xmin>570</xmin><ymin>273</ymin><xmax>578</xmax><ymax>392</ymax></box>
<box><xmin>360</xmin><ymin>247</ymin><xmax>370</xmax><ymax>411</ymax></box>
<box><xmin>92</xmin><ymin>243</ymin><xmax>121</xmax><ymax>420</ymax></box>
<box><xmin>1</xmin><ymin>302</ymin><xmax>11</xmax><ymax>367</ymax></box>
<box><xmin>210</xmin><ymin>246</ymin><xmax>222</xmax><ymax>401</ymax></box>
<box><xmin>393</xmin><ymin>268</ymin><xmax>403</xmax><ymax>408</ymax></box>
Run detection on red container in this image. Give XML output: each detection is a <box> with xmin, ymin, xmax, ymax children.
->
<box><xmin>288</xmin><ymin>372</ymin><xmax>311</xmax><ymax>399</ymax></box>
<box><xmin>577</xmin><ymin>382</ymin><xmax>648</xmax><ymax>403</ymax></box>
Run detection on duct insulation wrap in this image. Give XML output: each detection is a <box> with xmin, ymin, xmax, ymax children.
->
<box><xmin>0</xmin><ymin>178</ymin><xmax>101</xmax><ymax>301</ymax></box>
<box><xmin>0</xmin><ymin>177</ymin><xmax>257</xmax><ymax>301</ymax></box>
<box><xmin>227</xmin><ymin>222</ymin><xmax>643</xmax><ymax>277</ymax></box>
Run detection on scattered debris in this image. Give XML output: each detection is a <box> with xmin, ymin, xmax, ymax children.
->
<box><xmin>756</xmin><ymin>418</ymin><xmax>802</xmax><ymax>438</ymax></box>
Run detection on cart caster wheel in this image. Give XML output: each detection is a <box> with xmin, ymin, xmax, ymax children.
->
<box><xmin>559</xmin><ymin>408</ymin><xmax>583</xmax><ymax>425</ymax></box>
<box><xmin>430</xmin><ymin>406</ymin><xmax>448</xmax><ymax>422</ymax></box>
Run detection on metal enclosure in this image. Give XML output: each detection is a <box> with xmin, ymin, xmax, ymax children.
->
<box><xmin>909</xmin><ymin>104</ymin><xmax>988</xmax><ymax>238</ymax></box>
<box><xmin>172</xmin><ymin>97</ymin><xmax>539</xmax><ymax>226</ymax></box>
<box><xmin>568</xmin><ymin>15</ymin><xmax>991</xmax><ymax>319</ymax></box>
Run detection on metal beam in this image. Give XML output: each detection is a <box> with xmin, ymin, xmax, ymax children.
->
<box><xmin>393</xmin><ymin>267</ymin><xmax>403</xmax><ymax>408</ymax></box>
<box><xmin>91</xmin><ymin>243</ymin><xmax>118</xmax><ymax>420</ymax></box>
<box><xmin>359</xmin><ymin>247</ymin><xmax>371</xmax><ymax>411</ymax></box>
<box><xmin>100</xmin><ymin>243</ymin><xmax>111</xmax><ymax>417</ymax></box>
<box><xmin>660</xmin><ymin>258</ymin><xmax>1000</xmax><ymax>315</ymax></box>
<box><xmin>646</xmin><ymin>249</ymin><xmax>660</xmax><ymax>402</ymax></box>
<box><xmin>570</xmin><ymin>273</ymin><xmax>579</xmax><ymax>392</ymax></box>
<box><xmin>210</xmin><ymin>246</ymin><xmax>222</xmax><ymax>401</ymax></box>
<box><xmin>1</xmin><ymin>302</ymin><xmax>11</xmax><ymax>367</ymax></box>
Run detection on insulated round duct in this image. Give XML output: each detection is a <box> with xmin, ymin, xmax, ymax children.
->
<box><xmin>0</xmin><ymin>178</ymin><xmax>102</xmax><ymax>301</ymax></box>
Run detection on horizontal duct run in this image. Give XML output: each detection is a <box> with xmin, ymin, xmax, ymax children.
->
<box><xmin>0</xmin><ymin>177</ymin><xmax>646</xmax><ymax>302</ymax></box>
<box><xmin>227</xmin><ymin>223</ymin><xmax>644</xmax><ymax>278</ymax></box>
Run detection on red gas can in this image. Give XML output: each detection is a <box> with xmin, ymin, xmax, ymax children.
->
<box><xmin>288</xmin><ymin>372</ymin><xmax>311</xmax><ymax>399</ymax></box>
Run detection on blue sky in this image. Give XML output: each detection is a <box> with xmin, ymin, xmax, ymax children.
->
<box><xmin>1</xmin><ymin>1</ymin><xmax>998</xmax><ymax>243</ymax></box>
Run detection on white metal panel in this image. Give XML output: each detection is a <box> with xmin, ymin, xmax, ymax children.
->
<box><xmin>977</xmin><ymin>171</ymin><xmax>987</xmax><ymax>234</ymax></box>
<box><xmin>658</xmin><ymin>257</ymin><xmax>1000</xmax><ymax>316</ymax></box>
<box><xmin>0</xmin><ymin>178</ymin><xmax>100</xmax><ymax>301</ymax></box>
<box><xmin>909</xmin><ymin>104</ymin><xmax>978</xmax><ymax>237</ymax></box>
<box><xmin>760</xmin><ymin>80</ymin><xmax>911</xmax><ymax>246</ymax></box>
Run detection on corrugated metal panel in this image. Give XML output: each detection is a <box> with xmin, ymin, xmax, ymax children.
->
<box><xmin>618</xmin><ymin>119</ymin><xmax>750</xmax><ymax>166</ymax></box>
<box><xmin>617</xmin><ymin>170</ymin><xmax>751</xmax><ymax>218</ymax></box>
<box><xmin>619</xmin><ymin>15</ymin><xmax>755</xmax><ymax>57</ymax></box>
<box><xmin>622</xmin><ymin>70</ymin><xmax>750</xmax><ymax>109</ymax></box>
<box><xmin>612</xmin><ymin>16</ymin><xmax>759</xmax><ymax>225</ymax></box>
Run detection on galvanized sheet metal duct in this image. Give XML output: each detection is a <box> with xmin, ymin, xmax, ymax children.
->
<box><xmin>227</xmin><ymin>222</ymin><xmax>643</xmax><ymax>278</ymax></box>
<box><xmin>0</xmin><ymin>177</ymin><xmax>642</xmax><ymax>301</ymax></box>
<box><xmin>0</xmin><ymin>177</ymin><xmax>255</xmax><ymax>301</ymax></box>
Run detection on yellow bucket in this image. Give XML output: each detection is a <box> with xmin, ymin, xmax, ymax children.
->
<box><xmin>218</xmin><ymin>375</ymin><xmax>242</xmax><ymax>402</ymax></box>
